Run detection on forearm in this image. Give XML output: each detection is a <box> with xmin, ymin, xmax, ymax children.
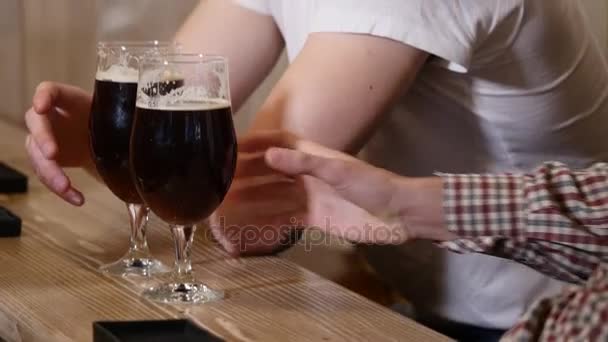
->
<box><xmin>248</xmin><ymin>33</ymin><xmax>428</xmax><ymax>153</ymax></box>
<box><xmin>248</xmin><ymin>77</ymin><xmax>375</xmax><ymax>154</ymax></box>
<box><xmin>435</xmin><ymin>162</ymin><xmax>608</xmax><ymax>284</ymax></box>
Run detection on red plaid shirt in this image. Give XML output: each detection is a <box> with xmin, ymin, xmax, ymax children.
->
<box><xmin>439</xmin><ymin>162</ymin><xmax>608</xmax><ymax>341</ymax></box>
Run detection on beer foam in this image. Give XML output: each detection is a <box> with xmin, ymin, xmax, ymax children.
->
<box><xmin>136</xmin><ymin>99</ymin><xmax>231</xmax><ymax>111</ymax></box>
<box><xmin>159</xmin><ymin>69</ymin><xmax>183</xmax><ymax>82</ymax></box>
<box><xmin>95</xmin><ymin>65</ymin><xmax>138</xmax><ymax>83</ymax></box>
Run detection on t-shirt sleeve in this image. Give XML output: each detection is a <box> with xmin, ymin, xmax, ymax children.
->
<box><xmin>234</xmin><ymin>0</ymin><xmax>271</xmax><ymax>16</ymax></box>
<box><xmin>309</xmin><ymin>0</ymin><xmax>505</xmax><ymax>73</ymax></box>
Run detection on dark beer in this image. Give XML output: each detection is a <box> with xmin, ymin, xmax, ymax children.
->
<box><xmin>131</xmin><ymin>101</ymin><xmax>237</xmax><ymax>225</ymax></box>
<box><xmin>90</xmin><ymin>70</ymin><xmax>185</xmax><ymax>204</ymax></box>
<box><xmin>89</xmin><ymin>74</ymin><xmax>141</xmax><ymax>204</ymax></box>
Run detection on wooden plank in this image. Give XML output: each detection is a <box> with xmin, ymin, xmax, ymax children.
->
<box><xmin>0</xmin><ymin>120</ymin><xmax>450</xmax><ymax>341</ymax></box>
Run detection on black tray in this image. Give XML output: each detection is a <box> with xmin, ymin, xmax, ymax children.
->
<box><xmin>93</xmin><ymin>319</ymin><xmax>224</xmax><ymax>342</ymax></box>
<box><xmin>0</xmin><ymin>162</ymin><xmax>28</xmax><ymax>194</ymax></box>
<box><xmin>0</xmin><ymin>206</ymin><xmax>21</xmax><ymax>237</ymax></box>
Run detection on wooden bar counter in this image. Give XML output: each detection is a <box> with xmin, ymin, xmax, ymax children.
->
<box><xmin>0</xmin><ymin>118</ymin><xmax>450</xmax><ymax>341</ymax></box>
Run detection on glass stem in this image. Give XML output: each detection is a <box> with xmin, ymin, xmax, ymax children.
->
<box><xmin>126</xmin><ymin>202</ymin><xmax>150</xmax><ymax>254</ymax></box>
<box><xmin>171</xmin><ymin>225</ymin><xmax>196</xmax><ymax>283</ymax></box>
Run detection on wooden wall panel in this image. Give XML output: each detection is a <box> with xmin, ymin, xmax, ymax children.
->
<box><xmin>0</xmin><ymin>0</ymin><xmax>24</xmax><ymax>124</ymax></box>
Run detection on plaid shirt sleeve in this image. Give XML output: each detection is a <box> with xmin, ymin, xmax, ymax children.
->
<box><xmin>437</xmin><ymin>162</ymin><xmax>608</xmax><ymax>285</ymax></box>
<box><xmin>500</xmin><ymin>263</ymin><xmax>608</xmax><ymax>341</ymax></box>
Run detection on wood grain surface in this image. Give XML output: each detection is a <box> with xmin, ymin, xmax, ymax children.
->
<box><xmin>0</xmin><ymin>118</ymin><xmax>450</xmax><ymax>342</ymax></box>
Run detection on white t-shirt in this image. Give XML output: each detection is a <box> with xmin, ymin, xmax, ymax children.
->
<box><xmin>236</xmin><ymin>0</ymin><xmax>608</xmax><ymax>329</ymax></box>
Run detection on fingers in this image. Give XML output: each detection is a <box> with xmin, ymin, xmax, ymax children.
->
<box><xmin>235</xmin><ymin>152</ymin><xmax>267</xmax><ymax>178</ymax></box>
<box><xmin>265</xmin><ymin>147</ymin><xmax>398</xmax><ymax>214</ymax></box>
<box><xmin>25</xmin><ymin>107</ymin><xmax>58</xmax><ymax>159</ymax></box>
<box><xmin>227</xmin><ymin>177</ymin><xmax>305</xmax><ymax>210</ymax></box>
<box><xmin>211</xmin><ymin>171</ymin><xmax>308</xmax><ymax>256</ymax></box>
<box><xmin>265</xmin><ymin>147</ymin><xmax>351</xmax><ymax>189</ymax></box>
<box><xmin>27</xmin><ymin>82</ymin><xmax>91</xmax><ymax>159</ymax></box>
<box><xmin>239</xmin><ymin>130</ymin><xmax>356</xmax><ymax>162</ymax></box>
<box><xmin>32</xmin><ymin>81</ymin><xmax>91</xmax><ymax>115</ymax></box>
<box><xmin>32</xmin><ymin>82</ymin><xmax>58</xmax><ymax>114</ymax></box>
<box><xmin>25</xmin><ymin>135</ymin><xmax>84</xmax><ymax>206</ymax></box>
<box><xmin>235</xmin><ymin>151</ymin><xmax>287</xmax><ymax>178</ymax></box>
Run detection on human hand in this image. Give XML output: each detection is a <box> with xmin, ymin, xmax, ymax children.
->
<box><xmin>210</xmin><ymin>131</ymin><xmax>446</xmax><ymax>257</ymax></box>
<box><xmin>209</xmin><ymin>131</ymin><xmax>307</xmax><ymax>256</ymax></box>
<box><xmin>24</xmin><ymin>82</ymin><xmax>93</xmax><ymax>205</ymax></box>
<box><xmin>264</xmin><ymin>146</ymin><xmax>411</xmax><ymax>245</ymax></box>
<box><xmin>264</xmin><ymin>143</ymin><xmax>454</xmax><ymax>243</ymax></box>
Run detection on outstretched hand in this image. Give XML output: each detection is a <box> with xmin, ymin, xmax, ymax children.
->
<box><xmin>265</xmin><ymin>143</ymin><xmax>453</xmax><ymax>243</ymax></box>
<box><xmin>210</xmin><ymin>131</ymin><xmax>430</xmax><ymax>257</ymax></box>
<box><xmin>24</xmin><ymin>82</ymin><xmax>94</xmax><ymax>206</ymax></box>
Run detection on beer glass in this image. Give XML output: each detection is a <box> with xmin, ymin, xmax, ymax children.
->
<box><xmin>90</xmin><ymin>41</ymin><xmax>177</xmax><ymax>276</ymax></box>
<box><xmin>131</xmin><ymin>54</ymin><xmax>236</xmax><ymax>304</ymax></box>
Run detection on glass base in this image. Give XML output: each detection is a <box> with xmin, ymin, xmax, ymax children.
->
<box><xmin>99</xmin><ymin>252</ymin><xmax>169</xmax><ymax>277</ymax></box>
<box><xmin>142</xmin><ymin>282</ymin><xmax>224</xmax><ymax>304</ymax></box>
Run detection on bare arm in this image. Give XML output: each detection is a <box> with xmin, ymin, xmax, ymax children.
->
<box><xmin>210</xmin><ymin>34</ymin><xmax>427</xmax><ymax>255</ymax></box>
<box><xmin>249</xmin><ymin>33</ymin><xmax>428</xmax><ymax>153</ymax></box>
<box><xmin>267</xmin><ymin>144</ymin><xmax>608</xmax><ymax>284</ymax></box>
<box><xmin>175</xmin><ymin>0</ymin><xmax>284</xmax><ymax>110</ymax></box>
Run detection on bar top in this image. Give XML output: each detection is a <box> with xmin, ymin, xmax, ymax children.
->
<box><xmin>0</xmin><ymin>119</ymin><xmax>450</xmax><ymax>342</ymax></box>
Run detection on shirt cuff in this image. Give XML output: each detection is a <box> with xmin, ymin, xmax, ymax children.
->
<box><xmin>437</xmin><ymin>172</ymin><xmax>527</xmax><ymax>239</ymax></box>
